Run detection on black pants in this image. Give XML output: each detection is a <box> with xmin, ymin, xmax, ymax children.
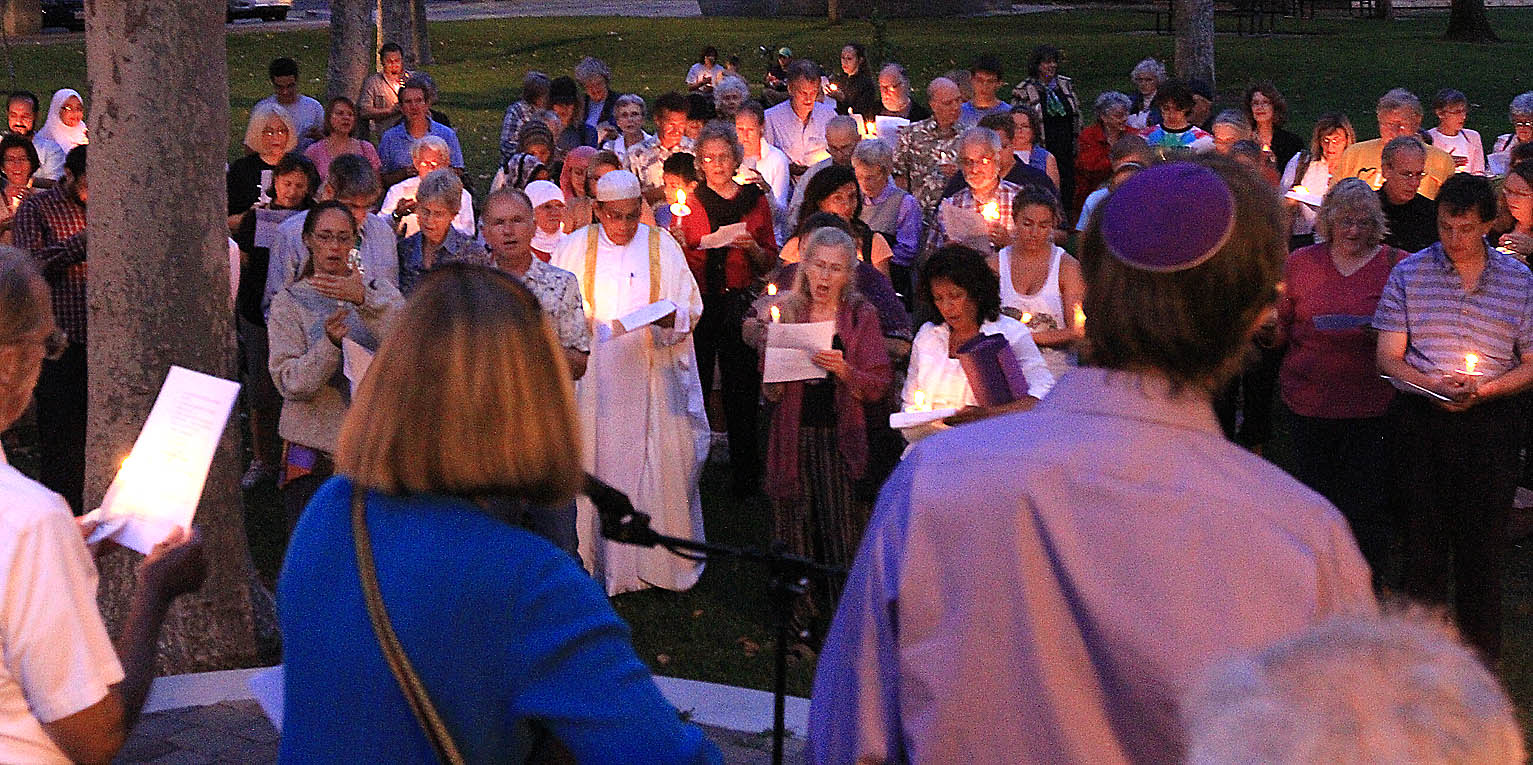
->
<box><xmin>1393</xmin><ymin>394</ymin><xmax>1522</xmax><ymax>661</ymax></box>
<box><xmin>694</xmin><ymin>290</ymin><xmax>761</xmax><ymax>491</ymax></box>
<box><xmin>280</xmin><ymin>452</ymin><xmax>334</xmax><ymax>532</ymax></box>
<box><xmin>1271</xmin><ymin>402</ymin><xmax>1396</xmax><ymax>579</ymax></box>
<box><xmin>36</xmin><ymin>341</ymin><xmax>86</xmax><ymax>513</ymax></box>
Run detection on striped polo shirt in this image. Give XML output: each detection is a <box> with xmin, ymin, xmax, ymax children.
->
<box><xmin>1373</xmin><ymin>241</ymin><xmax>1533</xmax><ymax>378</ymax></box>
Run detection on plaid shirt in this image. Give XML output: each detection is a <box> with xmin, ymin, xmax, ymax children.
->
<box><xmin>14</xmin><ymin>185</ymin><xmax>86</xmax><ymax>343</ymax></box>
<box><xmin>628</xmin><ymin>135</ymin><xmax>695</xmax><ymax>195</ymax></box>
<box><xmin>932</xmin><ymin>179</ymin><xmax>1021</xmax><ymax>254</ymax></box>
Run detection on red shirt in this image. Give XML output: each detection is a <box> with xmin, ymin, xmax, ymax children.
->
<box><xmin>1277</xmin><ymin>243</ymin><xmax>1405</xmax><ymax>418</ymax></box>
<box><xmin>678</xmin><ymin>184</ymin><xmax>778</xmax><ymax>293</ymax></box>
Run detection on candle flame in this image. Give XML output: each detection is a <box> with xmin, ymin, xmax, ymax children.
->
<box><xmin>766</xmin><ymin>282</ymin><xmax>777</xmax><ymax>296</ymax></box>
<box><xmin>770</xmin><ymin>305</ymin><xmax>780</xmax><ymax>323</ymax></box>
<box><xmin>1465</xmin><ymin>353</ymin><xmax>1479</xmax><ymax>375</ymax></box>
<box><xmin>1074</xmin><ymin>305</ymin><xmax>1087</xmax><ymax>328</ymax></box>
<box><xmin>669</xmin><ymin>187</ymin><xmax>691</xmax><ymax>217</ymax></box>
<box><xmin>866</xmin><ymin>120</ymin><xmax>877</xmax><ymax>137</ymax></box>
<box><xmin>982</xmin><ymin>201</ymin><xmax>1000</xmax><ymax>221</ymax></box>
<box><xmin>1020</xmin><ymin>312</ymin><xmax>1033</xmax><ymax>324</ymax></box>
<box><xmin>912</xmin><ymin>389</ymin><xmax>927</xmax><ymax>411</ymax></box>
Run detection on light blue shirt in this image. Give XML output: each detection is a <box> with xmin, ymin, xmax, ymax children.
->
<box><xmin>262</xmin><ymin>211</ymin><xmax>401</xmax><ymax>319</ymax></box>
<box><xmin>763</xmin><ymin>100</ymin><xmax>837</xmax><ymax>167</ymax></box>
<box><xmin>378</xmin><ymin>119</ymin><xmax>465</xmax><ymax>176</ymax></box>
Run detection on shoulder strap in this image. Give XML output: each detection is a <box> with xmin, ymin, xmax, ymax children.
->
<box><xmin>583</xmin><ymin>225</ymin><xmax>599</xmax><ymax>314</ymax></box>
<box><xmin>649</xmin><ymin>226</ymin><xmax>662</xmax><ymax>305</ymax></box>
<box><xmin>353</xmin><ymin>487</ymin><xmax>466</xmax><ymax>765</ymax></box>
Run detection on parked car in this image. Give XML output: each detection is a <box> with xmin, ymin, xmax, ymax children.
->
<box><xmin>227</xmin><ymin>0</ymin><xmax>293</xmax><ymax>21</ymax></box>
<box><xmin>40</xmin><ymin>0</ymin><xmax>84</xmax><ymax>30</ymax></box>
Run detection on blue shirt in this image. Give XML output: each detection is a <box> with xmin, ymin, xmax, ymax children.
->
<box><xmin>378</xmin><ymin>120</ymin><xmax>465</xmax><ymax>176</ymax></box>
<box><xmin>278</xmin><ymin>477</ymin><xmax>721</xmax><ymax>764</ymax></box>
<box><xmin>1373</xmin><ymin>240</ymin><xmax>1533</xmax><ymax>379</ymax></box>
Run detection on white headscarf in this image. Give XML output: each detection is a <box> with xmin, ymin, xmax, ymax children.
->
<box><xmin>38</xmin><ymin>89</ymin><xmax>87</xmax><ymax>152</ymax></box>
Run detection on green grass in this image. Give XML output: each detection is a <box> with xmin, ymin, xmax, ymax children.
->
<box><xmin>8</xmin><ymin>0</ymin><xmax>1533</xmax><ymax>714</ymax></box>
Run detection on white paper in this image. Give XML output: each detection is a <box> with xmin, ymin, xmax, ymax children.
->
<box><xmin>253</xmin><ymin>207</ymin><xmax>300</xmax><ymax>248</ymax></box>
<box><xmin>341</xmin><ymin>338</ymin><xmax>374</xmax><ymax>397</ymax></box>
<box><xmin>248</xmin><ymin>666</ymin><xmax>284</xmax><ymax>732</ymax></box>
<box><xmin>763</xmin><ymin>320</ymin><xmax>835</xmax><ymax>383</ymax></box>
<box><xmin>614</xmin><ymin>299</ymin><xmax>678</xmax><ymax>334</ymax></box>
<box><xmin>889</xmin><ymin>407</ymin><xmax>960</xmax><ymax>430</ymax></box>
<box><xmin>941</xmin><ymin>203</ymin><xmax>994</xmax><ymax>251</ymax></box>
<box><xmin>1283</xmin><ymin>187</ymin><xmax>1324</xmax><ymax>207</ymax></box>
<box><xmin>90</xmin><ymin>367</ymin><xmax>241</xmax><ymax>554</ymax></box>
<box><xmin>699</xmin><ymin>221</ymin><xmax>749</xmax><ymax>250</ymax></box>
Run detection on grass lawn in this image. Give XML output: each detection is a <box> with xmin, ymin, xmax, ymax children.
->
<box><xmin>7</xmin><ymin>2</ymin><xmax>1531</xmax><ymax>721</ymax></box>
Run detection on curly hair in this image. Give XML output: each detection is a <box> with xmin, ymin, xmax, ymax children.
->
<box><xmin>919</xmin><ymin>244</ymin><xmax>1002</xmax><ymax>325</ymax></box>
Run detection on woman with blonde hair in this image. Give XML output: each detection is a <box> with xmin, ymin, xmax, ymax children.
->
<box><xmin>277</xmin><ymin>263</ymin><xmax>719</xmax><ymax>763</ymax></box>
<box><xmin>755</xmin><ymin>226</ymin><xmax>890</xmax><ymax>644</ymax></box>
<box><xmin>227</xmin><ymin>101</ymin><xmax>298</xmax><ymax>228</ymax></box>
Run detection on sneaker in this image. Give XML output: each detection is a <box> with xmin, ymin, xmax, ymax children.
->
<box><xmin>241</xmin><ymin>459</ymin><xmax>275</xmax><ymax>490</ymax></box>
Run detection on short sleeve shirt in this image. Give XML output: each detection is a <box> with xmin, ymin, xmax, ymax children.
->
<box><xmin>893</xmin><ymin>118</ymin><xmax>962</xmax><ymax>223</ymax></box>
<box><xmin>0</xmin><ymin>454</ymin><xmax>124</xmax><ymax>764</ymax></box>
<box><xmin>517</xmin><ymin>257</ymin><xmax>592</xmax><ymax>354</ymax></box>
<box><xmin>378</xmin><ymin>120</ymin><xmax>466</xmax><ymax>176</ymax></box>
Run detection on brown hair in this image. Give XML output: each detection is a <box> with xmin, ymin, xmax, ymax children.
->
<box><xmin>0</xmin><ymin>245</ymin><xmax>49</xmax><ymax>343</ymax></box>
<box><xmin>337</xmin><ymin>264</ymin><xmax>581</xmax><ymax>505</ymax></box>
<box><xmin>1077</xmin><ymin>155</ymin><xmax>1285</xmax><ymax>392</ymax></box>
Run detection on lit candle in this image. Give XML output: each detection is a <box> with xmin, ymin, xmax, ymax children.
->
<box><xmin>865</xmin><ymin>120</ymin><xmax>877</xmax><ymax>137</ymax></box>
<box><xmin>770</xmin><ymin>304</ymin><xmax>780</xmax><ymax>323</ymax></box>
<box><xmin>1464</xmin><ymin>352</ymin><xmax>1481</xmax><ymax>376</ymax></box>
<box><xmin>981</xmin><ymin>200</ymin><xmax>1000</xmax><ymax>221</ymax></box>
<box><xmin>669</xmin><ymin>189</ymin><xmax>690</xmax><ymax>218</ymax></box>
<box><xmin>912</xmin><ymin>389</ymin><xmax>928</xmax><ymax>412</ymax></box>
<box><xmin>828</xmin><ymin>82</ymin><xmax>838</xmax><ymax>93</ymax></box>
<box><xmin>1020</xmin><ymin>311</ymin><xmax>1033</xmax><ymax>325</ymax></box>
<box><xmin>1074</xmin><ymin>304</ymin><xmax>1087</xmax><ymax>329</ymax></box>
<box><xmin>766</xmin><ymin>282</ymin><xmax>777</xmax><ymax>296</ymax></box>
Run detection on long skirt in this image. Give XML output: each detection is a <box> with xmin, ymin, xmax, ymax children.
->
<box><xmin>773</xmin><ymin>426</ymin><xmax>870</xmax><ymax>645</ymax></box>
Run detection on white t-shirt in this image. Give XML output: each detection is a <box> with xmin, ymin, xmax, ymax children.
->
<box><xmin>0</xmin><ymin>453</ymin><xmax>123</xmax><ymax>764</ymax></box>
<box><xmin>1076</xmin><ymin>187</ymin><xmax>1108</xmax><ymax>232</ymax></box>
<box><xmin>256</xmin><ymin>94</ymin><xmax>326</xmax><ymax>150</ymax></box>
<box><xmin>379</xmin><ymin>176</ymin><xmax>477</xmax><ymax>238</ymax></box>
<box><xmin>1279</xmin><ymin>154</ymin><xmax>1334</xmax><ymax>237</ymax></box>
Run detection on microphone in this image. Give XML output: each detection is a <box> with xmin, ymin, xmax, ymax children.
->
<box><xmin>583</xmin><ymin>474</ymin><xmax>660</xmax><ymax>547</ymax></box>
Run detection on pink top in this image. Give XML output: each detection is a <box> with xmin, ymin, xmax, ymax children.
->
<box><xmin>1277</xmin><ymin>243</ymin><xmax>1405</xmax><ymax>419</ymax></box>
<box><xmin>808</xmin><ymin>367</ymin><xmax>1376</xmax><ymax>764</ymax></box>
<box><xmin>303</xmin><ymin>138</ymin><xmax>382</xmax><ymax>183</ymax></box>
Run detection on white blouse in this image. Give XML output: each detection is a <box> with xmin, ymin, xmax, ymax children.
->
<box><xmin>902</xmin><ymin>315</ymin><xmax>1055</xmax><ymax>413</ymax></box>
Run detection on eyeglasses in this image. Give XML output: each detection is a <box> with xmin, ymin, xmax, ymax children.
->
<box><xmin>261</xmin><ymin>126</ymin><xmax>290</xmax><ymax>137</ymax></box>
<box><xmin>1336</xmin><ymin>217</ymin><xmax>1377</xmax><ymax>230</ymax></box>
<box><xmin>698</xmin><ymin>154</ymin><xmax>735</xmax><ymax>164</ymax></box>
<box><xmin>1390</xmin><ymin>169</ymin><xmax>1427</xmax><ymax>179</ymax></box>
<box><xmin>58</xmin><ymin>103</ymin><xmax>82</xmax><ymax>113</ymax></box>
<box><xmin>11</xmin><ymin>328</ymin><xmax>66</xmax><ymax>361</ymax></box>
<box><xmin>1515</xmin><ymin>120</ymin><xmax>1533</xmax><ymax>128</ymax></box>
<box><xmin>961</xmin><ymin>156</ymin><xmax>995</xmax><ymax>167</ymax></box>
<box><xmin>806</xmin><ymin>260</ymin><xmax>850</xmax><ymax>274</ymax></box>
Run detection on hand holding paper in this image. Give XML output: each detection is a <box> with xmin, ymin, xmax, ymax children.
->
<box><xmin>613</xmin><ymin>299</ymin><xmax>679</xmax><ymax>334</ymax></box>
<box><xmin>763</xmin><ymin>321</ymin><xmax>836</xmax><ymax>383</ymax></box>
<box><xmin>699</xmin><ymin>221</ymin><xmax>750</xmax><ymax>250</ymax></box>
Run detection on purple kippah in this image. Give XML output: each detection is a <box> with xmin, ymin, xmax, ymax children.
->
<box><xmin>1098</xmin><ymin>162</ymin><xmax>1235</xmax><ymax>273</ymax></box>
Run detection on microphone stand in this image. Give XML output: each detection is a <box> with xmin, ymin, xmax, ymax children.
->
<box><xmin>585</xmin><ymin>476</ymin><xmax>845</xmax><ymax>765</ymax></box>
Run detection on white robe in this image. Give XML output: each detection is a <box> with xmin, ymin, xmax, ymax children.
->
<box><xmin>550</xmin><ymin>223</ymin><xmax>709</xmax><ymax>595</ymax></box>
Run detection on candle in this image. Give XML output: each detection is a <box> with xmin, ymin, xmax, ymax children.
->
<box><xmin>669</xmin><ymin>189</ymin><xmax>691</xmax><ymax>218</ymax></box>
<box><xmin>865</xmin><ymin>120</ymin><xmax>877</xmax><ymax>137</ymax></box>
<box><xmin>828</xmin><ymin>82</ymin><xmax>838</xmax><ymax>93</ymax></box>
<box><xmin>766</xmin><ymin>283</ymin><xmax>777</xmax><ymax>296</ymax></box>
<box><xmin>981</xmin><ymin>201</ymin><xmax>1000</xmax><ymax>221</ymax></box>
<box><xmin>1020</xmin><ymin>312</ymin><xmax>1033</xmax><ymax>325</ymax></box>
<box><xmin>1464</xmin><ymin>352</ymin><xmax>1480</xmax><ymax>375</ymax></box>
<box><xmin>912</xmin><ymin>389</ymin><xmax>928</xmax><ymax>412</ymax></box>
<box><xmin>1074</xmin><ymin>305</ymin><xmax>1087</xmax><ymax>329</ymax></box>
<box><xmin>770</xmin><ymin>304</ymin><xmax>780</xmax><ymax>323</ymax></box>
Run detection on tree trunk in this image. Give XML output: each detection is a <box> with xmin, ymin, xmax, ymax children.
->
<box><xmin>327</xmin><ymin>0</ymin><xmax>374</xmax><ymax>104</ymax></box>
<box><xmin>828</xmin><ymin>0</ymin><xmax>841</xmax><ymax>22</ymax></box>
<box><xmin>410</xmin><ymin>0</ymin><xmax>431</xmax><ymax>66</ymax></box>
<box><xmin>1444</xmin><ymin>0</ymin><xmax>1498</xmax><ymax>41</ymax></box>
<box><xmin>1173</xmin><ymin>0</ymin><xmax>1216</xmax><ymax>86</ymax></box>
<box><xmin>1373</xmin><ymin>0</ymin><xmax>1393</xmax><ymax>21</ymax></box>
<box><xmin>84</xmin><ymin>0</ymin><xmax>270</xmax><ymax>673</ymax></box>
<box><xmin>379</xmin><ymin>0</ymin><xmax>429</xmax><ymax>68</ymax></box>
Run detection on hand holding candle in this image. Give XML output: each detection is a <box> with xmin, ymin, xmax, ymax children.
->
<box><xmin>769</xmin><ymin>304</ymin><xmax>780</xmax><ymax>323</ymax></box>
<box><xmin>981</xmin><ymin>200</ymin><xmax>1001</xmax><ymax>221</ymax></box>
<box><xmin>670</xmin><ymin>189</ymin><xmax>691</xmax><ymax>218</ymax></box>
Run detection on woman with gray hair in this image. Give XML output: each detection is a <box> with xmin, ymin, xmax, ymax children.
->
<box><xmin>601</xmin><ymin>94</ymin><xmax>650</xmax><ymax>170</ymax></box>
<box><xmin>759</xmin><ymin>225</ymin><xmax>890</xmax><ymax>644</ymax></box>
<box><xmin>1126</xmin><ymin>57</ymin><xmax>1165</xmax><ymax>130</ymax></box>
<box><xmin>574</xmin><ymin>56</ymin><xmax>619</xmax><ymax>144</ymax></box>
<box><xmin>378</xmin><ymin>134</ymin><xmax>475</xmax><ymax>238</ymax></box>
<box><xmin>227</xmin><ymin>101</ymin><xmax>298</xmax><ymax>227</ymax></box>
<box><xmin>1489</xmin><ymin>90</ymin><xmax>1533</xmax><ymax>175</ymax></box>
<box><xmin>394</xmin><ymin>169</ymin><xmax>492</xmax><ymax>295</ymax></box>
<box><xmin>853</xmin><ymin>137</ymin><xmax>921</xmax><ymax>289</ymax></box>
<box><xmin>1184</xmin><ymin>610</ymin><xmax>1524</xmax><ymax>765</ymax></box>
<box><xmin>1072</xmin><ymin>90</ymin><xmax>1132</xmax><ymax>215</ymax></box>
<box><xmin>1269</xmin><ymin>177</ymin><xmax>1407</xmax><ymax>574</ymax></box>
<box><xmin>712</xmin><ymin>75</ymin><xmax>750</xmax><ymax>120</ymax></box>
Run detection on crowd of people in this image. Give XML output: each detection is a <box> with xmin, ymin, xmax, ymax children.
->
<box><xmin>1</xmin><ymin>33</ymin><xmax>1531</xmax><ymax>763</ymax></box>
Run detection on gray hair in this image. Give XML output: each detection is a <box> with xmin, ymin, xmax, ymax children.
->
<box><xmin>615</xmin><ymin>93</ymin><xmax>645</xmax><ymax>116</ymax></box>
<box><xmin>243</xmin><ymin>101</ymin><xmax>298</xmax><ymax>154</ymax></box>
<box><xmin>573</xmin><ymin>56</ymin><xmax>610</xmax><ymax>85</ymax></box>
<box><xmin>1211</xmin><ymin>109</ymin><xmax>1252</xmax><ymax>136</ymax></box>
<box><xmin>1183</xmin><ymin>610</ymin><xmax>1524</xmax><ymax>765</ymax></box>
<box><xmin>879</xmin><ymin>63</ymin><xmax>909</xmax><ymax>89</ymax></box>
<box><xmin>325</xmin><ymin>153</ymin><xmax>381</xmax><ymax>202</ymax></box>
<box><xmin>1094</xmin><ymin>90</ymin><xmax>1133</xmax><ymax>116</ymax></box>
<box><xmin>960</xmin><ymin>125</ymin><xmax>1001</xmax><ymax>156</ymax></box>
<box><xmin>1130</xmin><ymin>57</ymin><xmax>1166</xmax><ymax>82</ymax></box>
<box><xmin>416</xmin><ymin>168</ymin><xmax>464</xmax><ymax>211</ymax></box>
<box><xmin>410</xmin><ymin>134</ymin><xmax>451</xmax><ymax>163</ymax></box>
<box><xmin>927</xmin><ymin>76</ymin><xmax>959</xmax><ymax>101</ymax></box>
<box><xmin>852</xmin><ymin>138</ymin><xmax>893</xmax><ymax>172</ymax></box>
<box><xmin>714</xmin><ymin>75</ymin><xmax>750</xmax><ymax>106</ymax></box>
<box><xmin>826</xmin><ymin>114</ymin><xmax>860</xmax><ymax>142</ymax></box>
<box><xmin>792</xmin><ymin>226</ymin><xmax>860</xmax><ymax>305</ymax></box>
<box><xmin>1509</xmin><ymin>91</ymin><xmax>1533</xmax><ymax>119</ymax></box>
<box><xmin>1381</xmin><ymin>134</ymin><xmax>1427</xmax><ymax>167</ymax></box>
<box><xmin>1376</xmin><ymin>87</ymin><xmax>1422</xmax><ymax>117</ymax></box>
<box><xmin>694</xmin><ymin>120</ymin><xmax>743</xmax><ymax>167</ymax></box>
<box><xmin>1314</xmin><ymin>177</ymin><xmax>1387</xmax><ymax>244</ymax></box>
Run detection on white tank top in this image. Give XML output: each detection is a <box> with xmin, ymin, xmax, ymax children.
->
<box><xmin>998</xmin><ymin>244</ymin><xmax>1074</xmax><ymax>378</ymax></box>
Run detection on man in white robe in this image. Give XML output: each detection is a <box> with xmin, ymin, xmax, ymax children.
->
<box><xmin>550</xmin><ymin>170</ymin><xmax>710</xmax><ymax>595</ymax></box>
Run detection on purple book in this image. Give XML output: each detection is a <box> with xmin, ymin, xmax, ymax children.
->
<box><xmin>956</xmin><ymin>332</ymin><xmax>1029</xmax><ymax>406</ymax></box>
